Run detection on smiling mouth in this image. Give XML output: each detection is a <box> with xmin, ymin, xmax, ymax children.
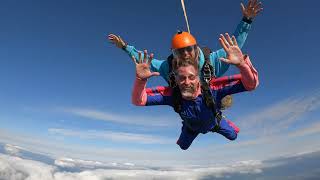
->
<box><xmin>182</xmin><ymin>86</ymin><xmax>195</xmax><ymax>92</ymax></box>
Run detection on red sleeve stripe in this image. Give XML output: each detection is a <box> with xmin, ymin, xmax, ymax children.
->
<box><xmin>210</xmin><ymin>74</ymin><xmax>242</xmax><ymax>90</ymax></box>
<box><xmin>146</xmin><ymin>86</ymin><xmax>172</xmax><ymax>96</ymax></box>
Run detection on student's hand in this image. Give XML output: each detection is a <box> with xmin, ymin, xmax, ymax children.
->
<box><xmin>131</xmin><ymin>50</ymin><xmax>160</xmax><ymax>80</ymax></box>
<box><xmin>241</xmin><ymin>0</ymin><xmax>263</xmax><ymax>20</ymax></box>
<box><xmin>108</xmin><ymin>34</ymin><xmax>127</xmax><ymax>49</ymax></box>
<box><xmin>218</xmin><ymin>33</ymin><xmax>244</xmax><ymax>66</ymax></box>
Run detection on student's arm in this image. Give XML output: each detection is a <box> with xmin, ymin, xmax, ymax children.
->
<box><xmin>213</xmin><ymin>34</ymin><xmax>259</xmax><ymax>98</ymax></box>
<box><xmin>132</xmin><ymin>79</ymin><xmax>172</xmax><ymax>106</ymax></box>
<box><xmin>237</xmin><ymin>55</ymin><xmax>259</xmax><ymax>91</ymax></box>
<box><xmin>132</xmin><ymin>78</ymin><xmax>148</xmax><ymax>106</ymax></box>
<box><xmin>214</xmin><ymin>55</ymin><xmax>259</xmax><ymax>99</ymax></box>
<box><xmin>130</xmin><ymin>50</ymin><xmax>172</xmax><ymax>106</ymax></box>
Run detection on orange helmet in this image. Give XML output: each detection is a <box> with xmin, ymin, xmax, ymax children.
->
<box><xmin>171</xmin><ymin>31</ymin><xmax>197</xmax><ymax>49</ymax></box>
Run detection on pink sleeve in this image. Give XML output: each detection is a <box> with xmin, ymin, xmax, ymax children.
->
<box><xmin>131</xmin><ymin>78</ymin><xmax>147</xmax><ymax>106</ymax></box>
<box><xmin>237</xmin><ymin>55</ymin><xmax>259</xmax><ymax>91</ymax></box>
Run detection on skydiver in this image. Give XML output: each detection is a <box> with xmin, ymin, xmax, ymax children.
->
<box><xmin>131</xmin><ymin>34</ymin><xmax>259</xmax><ymax>150</ymax></box>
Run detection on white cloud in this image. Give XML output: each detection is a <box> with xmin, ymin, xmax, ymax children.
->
<box><xmin>0</xmin><ymin>154</ymin><xmax>56</xmax><ymax>180</ymax></box>
<box><xmin>0</xmin><ymin>153</ymin><xmax>267</xmax><ymax>180</ymax></box>
<box><xmin>238</xmin><ymin>89</ymin><xmax>320</xmax><ymax>137</ymax></box>
<box><xmin>54</xmin><ymin>157</ymin><xmax>138</xmax><ymax>170</ymax></box>
<box><xmin>287</xmin><ymin>120</ymin><xmax>320</xmax><ymax>138</ymax></box>
<box><xmin>0</xmin><ymin>129</ymin><xmax>184</xmax><ymax>166</ymax></box>
<box><xmin>61</xmin><ymin>107</ymin><xmax>177</xmax><ymax>127</ymax></box>
<box><xmin>55</xmin><ymin>158</ymin><xmax>106</xmax><ymax>169</ymax></box>
<box><xmin>48</xmin><ymin>128</ymin><xmax>172</xmax><ymax>144</ymax></box>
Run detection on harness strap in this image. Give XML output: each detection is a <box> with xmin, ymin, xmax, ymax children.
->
<box><xmin>172</xmin><ymin>87</ymin><xmax>182</xmax><ymax>113</ymax></box>
<box><xmin>167</xmin><ymin>54</ymin><xmax>177</xmax><ymax>88</ymax></box>
<box><xmin>201</xmin><ymin>72</ymin><xmax>222</xmax><ymax>133</ymax></box>
<box><xmin>201</xmin><ymin>47</ymin><xmax>215</xmax><ymax>82</ymax></box>
<box><xmin>211</xmin><ymin>112</ymin><xmax>223</xmax><ymax>132</ymax></box>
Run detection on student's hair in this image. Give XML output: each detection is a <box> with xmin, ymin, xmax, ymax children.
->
<box><xmin>221</xmin><ymin>95</ymin><xmax>233</xmax><ymax>110</ymax></box>
<box><xmin>172</xmin><ymin>57</ymin><xmax>199</xmax><ymax>75</ymax></box>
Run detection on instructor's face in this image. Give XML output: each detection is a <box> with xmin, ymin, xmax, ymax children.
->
<box><xmin>175</xmin><ymin>65</ymin><xmax>200</xmax><ymax>100</ymax></box>
<box><xmin>174</xmin><ymin>45</ymin><xmax>196</xmax><ymax>61</ymax></box>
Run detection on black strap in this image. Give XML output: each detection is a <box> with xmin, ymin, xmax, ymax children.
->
<box><xmin>201</xmin><ymin>82</ymin><xmax>223</xmax><ymax>132</ymax></box>
<box><xmin>211</xmin><ymin>112</ymin><xmax>223</xmax><ymax>132</ymax></box>
<box><xmin>167</xmin><ymin>54</ymin><xmax>182</xmax><ymax>113</ymax></box>
<box><xmin>201</xmin><ymin>47</ymin><xmax>223</xmax><ymax>130</ymax></box>
<box><xmin>172</xmin><ymin>87</ymin><xmax>182</xmax><ymax>113</ymax></box>
<box><xmin>201</xmin><ymin>47</ymin><xmax>215</xmax><ymax>83</ymax></box>
<box><xmin>242</xmin><ymin>16</ymin><xmax>253</xmax><ymax>24</ymax></box>
<box><xmin>167</xmin><ymin>54</ymin><xmax>177</xmax><ymax>88</ymax></box>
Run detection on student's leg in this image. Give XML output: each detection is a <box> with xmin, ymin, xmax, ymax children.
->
<box><xmin>216</xmin><ymin>119</ymin><xmax>240</xmax><ymax>140</ymax></box>
<box><xmin>176</xmin><ymin>125</ymin><xmax>199</xmax><ymax>150</ymax></box>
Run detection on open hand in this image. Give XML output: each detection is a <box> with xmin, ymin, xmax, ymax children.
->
<box><xmin>241</xmin><ymin>0</ymin><xmax>263</xmax><ymax>20</ymax></box>
<box><xmin>131</xmin><ymin>50</ymin><xmax>160</xmax><ymax>80</ymax></box>
<box><xmin>218</xmin><ymin>33</ymin><xmax>244</xmax><ymax>66</ymax></box>
<box><xmin>108</xmin><ymin>34</ymin><xmax>127</xmax><ymax>49</ymax></box>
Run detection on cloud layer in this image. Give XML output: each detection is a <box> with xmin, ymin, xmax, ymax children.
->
<box><xmin>0</xmin><ymin>153</ymin><xmax>265</xmax><ymax>180</ymax></box>
<box><xmin>1</xmin><ymin>149</ymin><xmax>320</xmax><ymax>180</ymax></box>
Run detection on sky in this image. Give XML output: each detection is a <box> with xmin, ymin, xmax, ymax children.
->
<box><xmin>0</xmin><ymin>0</ymin><xmax>320</xmax><ymax>179</ymax></box>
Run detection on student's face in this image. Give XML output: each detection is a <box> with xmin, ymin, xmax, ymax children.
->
<box><xmin>173</xmin><ymin>45</ymin><xmax>197</xmax><ymax>61</ymax></box>
<box><xmin>175</xmin><ymin>65</ymin><xmax>200</xmax><ymax>100</ymax></box>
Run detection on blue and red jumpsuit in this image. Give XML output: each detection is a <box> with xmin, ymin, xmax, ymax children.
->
<box><xmin>132</xmin><ymin>55</ymin><xmax>259</xmax><ymax>150</ymax></box>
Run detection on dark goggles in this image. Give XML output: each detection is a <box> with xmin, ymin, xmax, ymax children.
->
<box><xmin>173</xmin><ymin>45</ymin><xmax>196</xmax><ymax>56</ymax></box>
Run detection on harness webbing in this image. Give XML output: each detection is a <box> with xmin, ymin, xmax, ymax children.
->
<box><xmin>201</xmin><ymin>81</ymin><xmax>222</xmax><ymax>132</ymax></box>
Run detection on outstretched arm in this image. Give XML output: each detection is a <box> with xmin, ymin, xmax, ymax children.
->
<box><xmin>237</xmin><ymin>0</ymin><xmax>263</xmax><ymax>48</ymax></box>
<box><xmin>108</xmin><ymin>34</ymin><xmax>169</xmax><ymax>80</ymax></box>
<box><xmin>212</xmin><ymin>0</ymin><xmax>263</xmax><ymax>77</ymax></box>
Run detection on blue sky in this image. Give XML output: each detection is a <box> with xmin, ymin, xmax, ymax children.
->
<box><xmin>0</xmin><ymin>0</ymin><xmax>320</xmax><ymax>177</ymax></box>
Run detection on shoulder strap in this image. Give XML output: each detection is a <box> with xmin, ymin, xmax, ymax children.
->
<box><xmin>200</xmin><ymin>48</ymin><xmax>222</xmax><ymax>129</ymax></box>
<box><xmin>201</xmin><ymin>82</ymin><xmax>216</xmax><ymax>113</ymax></box>
<box><xmin>172</xmin><ymin>87</ymin><xmax>182</xmax><ymax>113</ymax></box>
<box><xmin>167</xmin><ymin>54</ymin><xmax>177</xmax><ymax>88</ymax></box>
<box><xmin>167</xmin><ymin>54</ymin><xmax>174</xmax><ymax>73</ymax></box>
<box><xmin>167</xmin><ymin>54</ymin><xmax>182</xmax><ymax>113</ymax></box>
<box><xmin>200</xmin><ymin>47</ymin><xmax>215</xmax><ymax>83</ymax></box>
<box><xmin>201</xmin><ymin>82</ymin><xmax>223</xmax><ymax>132</ymax></box>
<box><xmin>200</xmin><ymin>47</ymin><xmax>216</xmax><ymax>111</ymax></box>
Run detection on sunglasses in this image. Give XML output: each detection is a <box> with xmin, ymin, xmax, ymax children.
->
<box><xmin>173</xmin><ymin>45</ymin><xmax>196</xmax><ymax>56</ymax></box>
